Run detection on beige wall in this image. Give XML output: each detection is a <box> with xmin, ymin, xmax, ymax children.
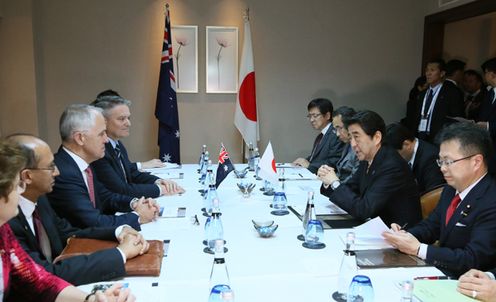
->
<box><xmin>444</xmin><ymin>11</ymin><xmax>496</xmax><ymax>70</ymax></box>
<box><xmin>1</xmin><ymin>0</ymin><xmax>429</xmax><ymax>163</ymax></box>
<box><xmin>0</xmin><ymin>0</ymin><xmax>38</xmax><ymax>137</ymax></box>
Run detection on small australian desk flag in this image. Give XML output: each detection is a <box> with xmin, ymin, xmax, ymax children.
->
<box><xmin>215</xmin><ymin>144</ymin><xmax>235</xmax><ymax>188</ymax></box>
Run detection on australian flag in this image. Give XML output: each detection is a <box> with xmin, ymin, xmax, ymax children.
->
<box><xmin>155</xmin><ymin>4</ymin><xmax>180</xmax><ymax>164</ymax></box>
<box><xmin>215</xmin><ymin>144</ymin><xmax>235</xmax><ymax>188</ymax></box>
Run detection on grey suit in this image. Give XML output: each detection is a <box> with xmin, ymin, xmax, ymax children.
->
<box><xmin>336</xmin><ymin>144</ymin><xmax>359</xmax><ymax>183</ymax></box>
<box><xmin>306</xmin><ymin>125</ymin><xmax>344</xmax><ymax>173</ymax></box>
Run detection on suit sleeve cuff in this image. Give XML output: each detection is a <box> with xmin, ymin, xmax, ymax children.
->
<box><xmin>115</xmin><ymin>247</ymin><xmax>127</xmax><ymax>263</ymax></box>
<box><xmin>156</xmin><ymin>184</ymin><xmax>162</xmax><ymax>195</ymax></box>
<box><xmin>114</xmin><ymin>224</ymin><xmax>131</xmax><ymax>239</ymax></box>
<box><xmin>417</xmin><ymin>243</ymin><xmax>428</xmax><ymax>260</ymax></box>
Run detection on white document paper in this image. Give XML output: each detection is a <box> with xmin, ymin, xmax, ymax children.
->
<box><xmin>143</xmin><ymin>163</ymin><xmax>180</xmax><ymax>173</ymax></box>
<box><xmin>346</xmin><ymin>217</ymin><xmax>393</xmax><ymax>249</ymax></box>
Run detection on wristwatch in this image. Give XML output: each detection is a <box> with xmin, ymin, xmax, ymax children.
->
<box><xmin>330</xmin><ymin>180</ymin><xmax>341</xmax><ymax>190</ymax></box>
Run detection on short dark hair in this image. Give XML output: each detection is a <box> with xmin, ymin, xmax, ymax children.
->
<box><xmin>91</xmin><ymin>95</ymin><xmax>132</xmax><ymax>118</ymax></box>
<box><xmin>344</xmin><ymin>110</ymin><xmax>385</xmax><ymax>142</ymax></box>
<box><xmin>426</xmin><ymin>58</ymin><xmax>446</xmax><ymax>72</ymax></box>
<box><xmin>307</xmin><ymin>98</ymin><xmax>333</xmax><ymax>117</ymax></box>
<box><xmin>384</xmin><ymin>123</ymin><xmax>415</xmax><ymax>150</ymax></box>
<box><xmin>464</xmin><ymin>69</ymin><xmax>483</xmax><ymax>84</ymax></box>
<box><xmin>446</xmin><ymin>59</ymin><xmax>466</xmax><ymax>76</ymax></box>
<box><xmin>333</xmin><ymin>106</ymin><xmax>356</xmax><ymax>120</ymax></box>
<box><xmin>96</xmin><ymin>89</ymin><xmax>120</xmax><ymax>99</ymax></box>
<box><xmin>436</xmin><ymin>122</ymin><xmax>493</xmax><ymax>167</ymax></box>
<box><xmin>0</xmin><ymin>139</ymin><xmax>26</xmax><ymax>199</ymax></box>
<box><xmin>481</xmin><ymin>58</ymin><xmax>496</xmax><ymax>73</ymax></box>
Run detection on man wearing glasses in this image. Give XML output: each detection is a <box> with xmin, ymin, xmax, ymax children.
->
<box><xmin>292</xmin><ymin>98</ymin><xmax>344</xmax><ymax>174</ymax></box>
<box><xmin>383</xmin><ymin>122</ymin><xmax>496</xmax><ymax>278</ymax></box>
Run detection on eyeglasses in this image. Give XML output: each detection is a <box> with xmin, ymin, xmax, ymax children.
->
<box><xmin>436</xmin><ymin>154</ymin><xmax>478</xmax><ymax>167</ymax></box>
<box><xmin>306</xmin><ymin>113</ymin><xmax>322</xmax><ymax>120</ymax></box>
<box><xmin>27</xmin><ymin>162</ymin><xmax>57</xmax><ymax>172</ymax></box>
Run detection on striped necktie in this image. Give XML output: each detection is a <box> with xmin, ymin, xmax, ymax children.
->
<box><xmin>115</xmin><ymin>142</ymin><xmax>128</xmax><ymax>182</ymax></box>
<box><xmin>84</xmin><ymin>167</ymin><xmax>96</xmax><ymax>207</ymax></box>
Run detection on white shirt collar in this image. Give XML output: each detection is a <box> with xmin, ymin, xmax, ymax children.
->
<box><xmin>458</xmin><ymin>173</ymin><xmax>487</xmax><ymax>201</ymax></box>
<box><xmin>62</xmin><ymin>146</ymin><xmax>89</xmax><ymax>172</ymax></box>
<box><xmin>408</xmin><ymin>139</ymin><xmax>419</xmax><ymax>167</ymax></box>
<box><xmin>19</xmin><ymin>196</ymin><xmax>37</xmax><ymax>234</ymax></box>
<box><xmin>321</xmin><ymin>123</ymin><xmax>331</xmax><ymax>135</ymax></box>
<box><xmin>445</xmin><ymin>78</ymin><xmax>457</xmax><ymax>86</ymax></box>
<box><xmin>108</xmin><ymin>138</ymin><xmax>118</xmax><ymax>149</ymax></box>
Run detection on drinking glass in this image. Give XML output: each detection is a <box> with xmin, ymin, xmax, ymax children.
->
<box><xmin>303</xmin><ymin>219</ymin><xmax>326</xmax><ymax>249</ymax></box>
<box><xmin>271</xmin><ymin>192</ymin><xmax>289</xmax><ymax>215</ymax></box>
<box><xmin>347</xmin><ymin>275</ymin><xmax>374</xmax><ymax>302</ymax></box>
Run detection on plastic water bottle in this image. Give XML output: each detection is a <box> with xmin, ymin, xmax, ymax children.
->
<box><xmin>208</xmin><ymin>240</ymin><xmax>233</xmax><ymax>302</ymax></box>
<box><xmin>298</xmin><ymin>191</ymin><xmax>314</xmax><ymax>241</ymax></box>
<box><xmin>205</xmin><ymin>177</ymin><xmax>219</xmax><ymax>214</ymax></box>
<box><xmin>199</xmin><ymin>156</ymin><xmax>210</xmax><ymax>184</ymax></box>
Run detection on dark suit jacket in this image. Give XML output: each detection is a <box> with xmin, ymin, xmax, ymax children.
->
<box><xmin>92</xmin><ymin>142</ymin><xmax>160</xmax><ymax>198</ymax></box>
<box><xmin>412</xmin><ymin>139</ymin><xmax>445</xmax><ymax>194</ymax></box>
<box><xmin>8</xmin><ymin>196</ymin><xmax>125</xmax><ymax>285</ymax></box>
<box><xmin>465</xmin><ymin>89</ymin><xmax>487</xmax><ymax>121</ymax></box>
<box><xmin>47</xmin><ymin>146</ymin><xmax>140</xmax><ymax>230</ymax></box>
<box><xmin>306</xmin><ymin>125</ymin><xmax>344</xmax><ymax>173</ymax></box>
<box><xmin>413</xmin><ymin>81</ymin><xmax>465</xmax><ymax>143</ymax></box>
<box><xmin>336</xmin><ymin>144</ymin><xmax>359</xmax><ymax>184</ymax></box>
<box><xmin>408</xmin><ymin>174</ymin><xmax>496</xmax><ymax>278</ymax></box>
<box><xmin>321</xmin><ymin>146</ymin><xmax>422</xmax><ymax>227</ymax></box>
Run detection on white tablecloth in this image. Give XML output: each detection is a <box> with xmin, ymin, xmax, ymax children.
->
<box><xmin>80</xmin><ymin>164</ymin><xmax>442</xmax><ymax>301</ymax></box>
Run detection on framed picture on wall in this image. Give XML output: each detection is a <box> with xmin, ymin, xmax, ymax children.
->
<box><xmin>206</xmin><ymin>26</ymin><xmax>238</xmax><ymax>93</ymax></box>
<box><xmin>171</xmin><ymin>25</ymin><xmax>198</xmax><ymax>93</ymax></box>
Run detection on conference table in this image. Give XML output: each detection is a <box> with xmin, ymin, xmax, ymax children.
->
<box><xmin>80</xmin><ymin>163</ymin><xmax>443</xmax><ymax>301</ymax></box>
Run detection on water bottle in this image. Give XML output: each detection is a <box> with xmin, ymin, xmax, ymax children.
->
<box><xmin>198</xmin><ymin>144</ymin><xmax>207</xmax><ymax>170</ymax></box>
<box><xmin>205</xmin><ymin>179</ymin><xmax>220</xmax><ymax>215</ymax></box>
<box><xmin>336</xmin><ymin>232</ymin><xmax>357</xmax><ymax>300</ymax></box>
<box><xmin>399</xmin><ymin>280</ymin><xmax>413</xmax><ymax>302</ymax></box>
<box><xmin>247</xmin><ymin>142</ymin><xmax>255</xmax><ymax>171</ymax></box>
<box><xmin>203</xmin><ymin>168</ymin><xmax>215</xmax><ymax>204</ymax></box>
<box><xmin>208</xmin><ymin>240</ymin><xmax>233</xmax><ymax>302</ymax></box>
<box><xmin>199</xmin><ymin>156</ymin><xmax>210</xmax><ymax>184</ymax></box>
<box><xmin>203</xmin><ymin>216</ymin><xmax>212</xmax><ymax>246</ymax></box>
<box><xmin>207</xmin><ymin>207</ymin><xmax>224</xmax><ymax>253</ymax></box>
<box><xmin>253</xmin><ymin>147</ymin><xmax>260</xmax><ymax>178</ymax></box>
<box><xmin>298</xmin><ymin>191</ymin><xmax>314</xmax><ymax>241</ymax></box>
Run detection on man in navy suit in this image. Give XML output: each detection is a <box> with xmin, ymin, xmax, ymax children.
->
<box><xmin>47</xmin><ymin>104</ymin><xmax>159</xmax><ymax>230</ymax></box>
<box><xmin>413</xmin><ymin>59</ymin><xmax>465</xmax><ymax>143</ymax></box>
<box><xmin>383</xmin><ymin>123</ymin><xmax>496</xmax><ymax>278</ymax></box>
<box><xmin>7</xmin><ymin>134</ymin><xmax>148</xmax><ymax>285</ymax></box>
<box><xmin>90</xmin><ymin>95</ymin><xmax>184</xmax><ymax>198</ymax></box>
<box><xmin>385</xmin><ymin>123</ymin><xmax>445</xmax><ymax>194</ymax></box>
<box><xmin>293</xmin><ymin>98</ymin><xmax>344</xmax><ymax>173</ymax></box>
<box><xmin>318</xmin><ymin>111</ymin><xmax>422</xmax><ymax>227</ymax></box>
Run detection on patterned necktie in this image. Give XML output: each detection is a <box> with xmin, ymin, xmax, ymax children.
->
<box><xmin>423</xmin><ymin>89</ymin><xmax>434</xmax><ymax>116</ymax></box>
<box><xmin>32</xmin><ymin>208</ymin><xmax>52</xmax><ymax>262</ymax></box>
<box><xmin>445</xmin><ymin>194</ymin><xmax>461</xmax><ymax>225</ymax></box>
<box><xmin>115</xmin><ymin>143</ymin><xmax>128</xmax><ymax>182</ymax></box>
<box><xmin>84</xmin><ymin>167</ymin><xmax>96</xmax><ymax>207</ymax></box>
<box><xmin>309</xmin><ymin>133</ymin><xmax>324</xmax><ymax>161</ymax></box>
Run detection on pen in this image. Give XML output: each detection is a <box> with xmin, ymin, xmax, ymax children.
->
<box><xmin>399</xmin><ymin>222</ymin><xmax>408</xmax><ymax>230</ymax></box>
<box><xmin>298</xmin><ymin>173</ymin><xmax>304</xmax><ymax>178</ymax></box>
<box><xmin>413</xmin><ymin>276</ymin><xmax>451</xmax><ymax>280</ymax></box>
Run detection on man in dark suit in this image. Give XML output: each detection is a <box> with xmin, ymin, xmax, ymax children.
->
<box><xmin>330</xmin><ymin>106</ymin><xmax>359</xmax><ymax>183</ymax></box>
<box><xmin>476</xmin><ymin>58</ymin><xmax>496</xmax><ymax>165</ymax></box>
<box><xmin>463</xmin><ymin>69</ymin><xmax>487</xmax><ymax>120</ymax></box>
<box><xmin>413</xmin><ymin>59</ymin><xmax>465</xmax><ymax>143</ymax></box>
<box><xmin>7</xmin><ymin>134</ymin><xmax>148</xmax><ymax>285</ymax></box>
<box><xmin>90</xmin><ymin>95</ymin><xmax>184</xmax><ymax>198</ymax></box>
<box><xmin>385</xmin><ymin>123</ymin><xmax>445</xmax><ymax>194</ymax></box>
<box><xmin>47</xmin><ymin>104</ymin><xmax>159</xmax><ymax>230</ymax></box>
<box><xmin>293</xmin><ymin>98</ymin><xmax>344</xmax><ymax>173</ymax></box>
<box><xmin>318</xmin><ymin>110</ymin><xmax>422</xmax><ymax>227</ymax></box>
<box><xmin>383</xmin><ymin>123</ymin><xmax>496</xmax><ymax>278</ymax></box>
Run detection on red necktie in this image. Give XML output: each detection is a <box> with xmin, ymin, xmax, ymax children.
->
<box><xmin>445</xmin><ymin>194</ymin><xmax>461</xmax><ymax>225</ymax></box>
<box><xmin>309</xmin><ymin>133</ymin><xmax>324</xmax><ymax>161</ymax></box>
<box><xmin>84</xmin><ymin>167</ymin><xmax>96</xmax><ymax>207</ymax></box>
<box><xmin>33</xmin><ymin>208</ymin><xmax>52</xmax><ymax>262</ymax></box>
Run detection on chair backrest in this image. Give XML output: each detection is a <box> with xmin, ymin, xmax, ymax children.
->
<box><xmin>420</xmin><ymin>185</ymin><xmax>445</xmax><ymax>219</ymax></box>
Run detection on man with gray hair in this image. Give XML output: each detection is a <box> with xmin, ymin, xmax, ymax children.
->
<box><xmin>47</xmin><ymin>104</ymin><xmax>158</xmax><ymax>230</ymax></box>
<box><xmin>90</xmin><ymin>95</ymin><xmax>184</xmax><ymax>198</ymax></box>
